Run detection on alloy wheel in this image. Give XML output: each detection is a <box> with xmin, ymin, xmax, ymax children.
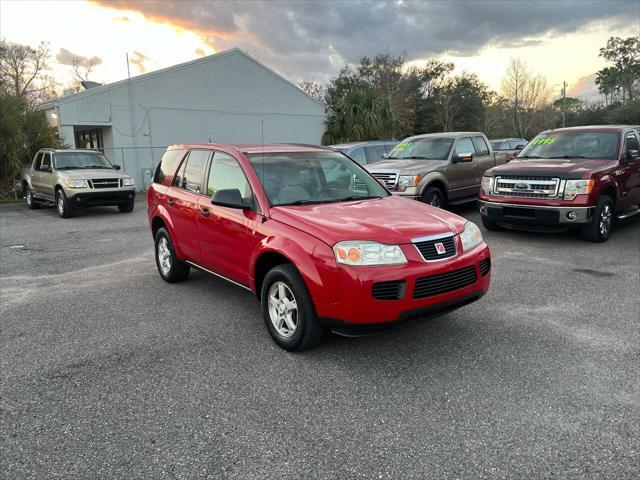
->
<box><xmin>157</xmin><ymin>237</ymin><xmax>172</xmax><ymax>275</ymax></box>
<box><xmin>268</xmin><ymin>281</ymin><xmax>298</xmax><ymax>338</ymax></box>
<box><xmin>599</xmin><ymin>204</ymin><xmax>612</xmax><ymax>236</ymax></box>
<box><xmin>57</xmin><ymin>195</ymin><xmax>64</xmax><ymax>215</ymax></box>
<box><xmin>26</xmin><ymin>190</ymin><xmax>32</xmax><ymax>206</ymax></box>
<box><xmin>429</xmin><ymin>195</ymin><xmax>441</xmax><ymax>207</ymax></box>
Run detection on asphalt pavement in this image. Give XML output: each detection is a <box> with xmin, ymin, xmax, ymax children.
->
<box><xmin>1</xmin><ymin>198</ymin><xmax>639</xmax><ymax>479</ymax></box>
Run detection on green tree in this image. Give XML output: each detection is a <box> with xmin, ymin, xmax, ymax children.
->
<box><xmin>322</xmin><ymin>86</ymin><xmax>403</xmax><ymax>144</ymax></box>
<box><xmin>597</xmin><ymin>36</ymin><xmax>640</xmax><ymax>103</ymax></box>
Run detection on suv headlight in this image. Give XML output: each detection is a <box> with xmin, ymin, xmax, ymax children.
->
<box><xmin>65</xmin><ymin>179</ymin><xmax>88</xmax><ymax>189</ymax></box>
<box><xmin>334</xmin><ymin>241</ymin><xmax>407</xmax><ymax>266</ymax></box>
<box><xmin>459</xmin><ymin>221</ymin><xmax>483</xmax><ymax>252</ymax></box>
<box><xmin>481</xmin><ymin>176</ymin><xmax>494</xmax><ymax>195</ymax></box>
<box><xmin>563</xmin><ymin>179</ymin><xmax>594</xmax><ymax>200</ymax></box>
<box><xmin>123</xmin><ymin>177</ymin><xmax>135</xmax><ymax>187</ymax></box>
<box><xmin>397</xmin><ymin>175</ymin><xmax>420</xmax><ymax>192</ymax></box>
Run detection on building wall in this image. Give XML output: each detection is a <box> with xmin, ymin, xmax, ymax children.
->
<box><xmin>52</xmin><ymin>50</ymin><xmax>326</xmax><ymax>188</ymax></box>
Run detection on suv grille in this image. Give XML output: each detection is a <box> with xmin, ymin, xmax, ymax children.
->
<box><xmin>413</xmin><ymin>236</ymin><xmax>457</xmax><ymax>261</ymax></box>
<box><xmin>90</xmin><ymin>178</ymin><xmax>120</xmax><ymax>189</ymax></box>
<box><xmin>494</xmin><ymin>176</ymin><xmax>560</xmax><ymax>199</ymax></box>
<box><xmin>372</xmin><ymin>280</ymin><xmax>406</xmax><ymax>300</ymax></box>
<box><xmin>480</xmin><ymin>258</ymin><xmax>491</xmax><ymax>276</ymax></box>
<box><xmin>413</xmin><ymin>266</ymin><xmax>477</xmax><ymax>299</ymax></box>
<box><xmin>370</xmin><ymin>171</ymin><xmax>398</xmax><ymax>190</ymax></box>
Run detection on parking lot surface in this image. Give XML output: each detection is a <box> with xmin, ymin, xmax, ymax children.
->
<box><xmin>1</xmin><ymin>199</ymin><xmax>639</xmax><ymax>479</ymax></box>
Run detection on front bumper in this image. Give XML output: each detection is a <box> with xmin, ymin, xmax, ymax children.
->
<box><xmin>479</xmin><ymin>200</ymin><xmax>594</xmax><ymax>228</ymax></box>
<box><xmin>314</xmin><ymin>242</ymin><xmax>491</xmax><ymax>326</ymax></box>
<box><xmin>67</xmin><ymin>189</ymin><xmax>136</xmax><ymax>207</ymax></box>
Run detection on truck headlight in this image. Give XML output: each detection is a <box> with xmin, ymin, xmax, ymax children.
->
<box><xmin>397</xmin><ymin>175</ymin><xmax>420</xmax><ymax>192</ymax></box>
<box><xmin>334</xmin><ymin>241</ymin><xmax>407</xmax><ymax>266</ymax></box>
<box><xmin>459</xmin><ymin>221</ymin><xmax>483</xmax><ymax>252</ymax></box>
<box><xmin>65</xmin><ymin>179</ymin><xmax>88</xmax><ymax>189</ymax></box>
<box><xmin>122</xmin><ymin>177</ymin><xmax>135</xmax><ymax>187</ymax></box>
<box><xmin>563</xmin><ymin>179</ymin><xmax>594</xmax><ymax>200</ymax></box>
<box><xmin>481</xmin><ymin>176</ymin><xmax>494</xmax><ymax>195</ymax></box>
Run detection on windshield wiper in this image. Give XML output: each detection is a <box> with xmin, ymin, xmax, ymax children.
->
<box><xmin>546</xmin><ymin>155</ymin><xmax>592</xmax><ymax>159</ymax></box>
<box><xmin>518</xmin><ymin>155</ymin><xmax>542</xmax><ymax>159</ymax></box>
<box><xmin>82</xmin><ymin>165</ymin><xmax>110</xmax><ymax>169</ymax></box>
<box><xmin>276</xmin><ymin>199</ymin><xmax>341</xmax><ymax>206</ymax></box>
<box><xmin>337</xmin><ymin>195</ymin><xmax>383</xmax><ymax>202</ymax></box>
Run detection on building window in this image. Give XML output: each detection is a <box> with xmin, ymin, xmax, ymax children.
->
<box><xmin>75</xmin><ymin>128</ymin><xmax>104</xmax><ymax>150</ymax></box>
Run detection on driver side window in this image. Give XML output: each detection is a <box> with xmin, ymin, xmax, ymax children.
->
<box><xmin>624</xmin><ymin>132</ymin><xmax>639</xmax><ymax>155</ymax></box>
<box><xmin>455</xmin><ymin>137</ymin><xmax>475</xmax><ymax>156</ymax></box>
<box><xmin>206</xmin><ymin>152</ymin><xmax>253</xmax><ymax>205</ymax></box>
<box><xmin>41</xmin><ymin>153</ymin><xmax>52</xmax><ymax>171</ymax></box>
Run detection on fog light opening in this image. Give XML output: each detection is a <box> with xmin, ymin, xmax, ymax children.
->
<box><xmin>480</xmin><ymin>205</ymin><xmax>487</xmax><ymax>215</ymax></box>
<box><xmin>566</xmin><ymin>211</ymin><xmax>577</xmax><ymax>221</ymax></box>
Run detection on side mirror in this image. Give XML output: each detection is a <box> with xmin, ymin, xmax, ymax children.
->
<box><xmin>113</xmin><ymin>164</ymin><xmax>121</xmax><ymax>170</ymax></box>
<box><xmin>623</xmin><ymin>150</ymin><xmax>637</xmax><ymax>164</ymax></box>
<box><xmin>453</xmin><ymin>153</ymin><xmax>474</xmax><ymax>163</ymax></box>
<box><xmin>515</xmin><ymin>144</ymin><xmax>525</xmax><ymax>150</ymax></box>
<box><xmin>211</xmin><ymin>188</ymin><xmax>247</xmax><ymax>209</ymax></box>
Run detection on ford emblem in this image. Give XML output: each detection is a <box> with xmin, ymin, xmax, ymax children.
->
<box><xmin>515</xmin><ymin>182</ymin><xmax>530</xmax><ymax>190</ymax></box>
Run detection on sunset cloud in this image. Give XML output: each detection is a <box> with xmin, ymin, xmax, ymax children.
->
<box><xmin>128</xmin><ymin>50</ymin><xmax>150</xmax><ymax>74</ymax></box>
<box><xmin>55</xmin><ymin>48</ymin><xmax>103</xmax><ymax>68</ymax></box>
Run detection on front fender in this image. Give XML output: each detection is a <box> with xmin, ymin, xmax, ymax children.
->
<box><xmin>419</xmin><ymin>171</ymin><xmax>450</xmax><ymax>194</ymax></box>
<box><xmin>250</xmin><ymin>232</ymin><xmax>340</xmax><ymax>305</ymax></box>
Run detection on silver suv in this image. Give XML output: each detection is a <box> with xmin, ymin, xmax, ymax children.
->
<box><xmin>22</xmin><ymin>149</ymin><xmax>136</xmax><ymax>218</ymax></box>
<box><xmin>366</xmin><ymin>132</ymin><xmax>504</xmax><ymax>208</ymax></box>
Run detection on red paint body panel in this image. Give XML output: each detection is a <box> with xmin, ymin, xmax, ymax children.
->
<box><xmin>148</xmin><ymin>143</ymin><xmax>491</xmax><ymax>326</ymax></box>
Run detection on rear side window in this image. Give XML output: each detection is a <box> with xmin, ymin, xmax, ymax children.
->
<box><xmin>365</xmin><ymin>145</ymin><xmax>387</xmax><ymax>164</ymax></box>
<box><xmin>154</xmin><ymin>149</ymin><xmax>185</xmax><ymax>184</ymax></box>
<box><xmin>173</xmin><ymin>150</ymin><xmax>210</xmax><ymax>193</ymax></box>
<box><xmin>455</xmin><ymin>137</ymin><xmax>475</xmax><ymax>156</ymax></box>
<box><xmin>472</xmin><ymin>136</ymin><xmax>490</xmax><ymax>155</ymax></box>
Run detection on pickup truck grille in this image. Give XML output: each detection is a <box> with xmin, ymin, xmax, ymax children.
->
<box><xmin>413</xmin><ymin>266</ymin><xmax>477</xmax><ymax>299</ymax></box>
<box><xmin>413</xmin><ymin>235</ymin><xmax>457</xmax><ymax>261</ymax></box>
<box><xmin>494</xmin><ymin>176</ymin><xmax>560</xmax><ymax>199</ymax></box>
<box><xmin>370</xmin><ymin>171</ymin><xmax>398</xmax><ymax>190</ymax></box>
<box><xmin>90</xmin><ymin>178</ymin><xmax>120</xmax><ymax>189</ymax></box>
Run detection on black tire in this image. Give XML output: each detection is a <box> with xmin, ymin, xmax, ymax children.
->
<box><xmin>55</xmin><ymin>189</ymin><xmax>74</xmax><ymax>218</ymax></box>
<box><xmin>421</xmin><ymin>186</ymin><xmax>446</xmax><ymax>208</ymax></box>
<box><xmin>581</xmin><ymin>195</ymin><xmax>614</xmax><ymax>242</ymax></box>
<box><xmin>118</xmin><ymin>199</ymin><xmax>135</xmax><ymax>213</ymax></box>
<box><xmin>481</xmin><ymin>214</ymin><xmax>501</xmax><ymax>231</ymax></box>
<box><xmin>25</xmin><ymin>188</ymin><xmax>40</xmax><ymax>209</ymax></box>
<box><xmin>260</xmin><ymin>264</ymin><xmax>324</xmax><ymax>351</ymax></box>
<box><xmin>154</xmin><ymin>227</ymin><xmax>190</xmax><ymax>283</ymax></box>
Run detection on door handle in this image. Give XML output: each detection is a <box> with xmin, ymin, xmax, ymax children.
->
<box><xmin>199</xmin><ymin>207</ymin><xmax>210</xmax><ymax>217</ymax></box>
<box><xmin>167</xmin><ymin>199</ymin><xmax>174</xmax><ymax>206</ymax></box>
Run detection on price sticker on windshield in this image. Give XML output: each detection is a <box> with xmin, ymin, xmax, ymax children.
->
<box><xmin>532</xmin><ymin>137</ymin><xmax>556</xmax><ymax>145</ymax></box>
<box><xmin>394</xmin><ymin>142</ymin><xmax>411</xmax><ymax>151</ymax></box>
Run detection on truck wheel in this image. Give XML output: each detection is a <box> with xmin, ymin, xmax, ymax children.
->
<box><xmin>481</xmin><ymin>215</ymin><xmax>501</xmax><ymax>231</ymax></box>
<box><xmin>261</xmin><ymin>264</ymin><xmax>324</xmax><ymax>351</ymax></box>
<box><xmin>581</xmin><ymin>196</ymin><xmax>613</xmax><ymax>242</ymax></box>
<box><xmin>56</xmin><ymin>190</ymin><xmax>75</xmax><ymax>218</ymax></box>
<box><xmin>26</xmin><ymin>189</ymin><xmax>40</xmax><ymax>209</ymax></box>
<box><xmin>421</xmin><ymin>187</ymin><xmax>446</xmax><ymax>208</ymax></box>
<box><xmin>118</xmin><ymin>199</ymin><xmax>135</xmax><ymax>213</ymax></box>
<box><xmin>154</xmin><ymin>227</ymin><xmax>190</xmax><ymax>283</ymax></box>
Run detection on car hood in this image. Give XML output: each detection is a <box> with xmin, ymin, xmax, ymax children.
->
<box><xmin>59</xmin><ymin>169</ymin><xmax>130</xmax><ymax>179</ymax></box>
<box><xmin>269</xmin><ymin>195</ymin><xmax>466</xmax><ymax>246</ymax></box>
<box><xmin>366</xmin><ymin>159</ymin><xmax>448</xmax><ymax>175</ymax></box>
<box><xmin>488</xmin><ymin>158</ymin><xmax>616</xmax><ymax>178</ymax></box>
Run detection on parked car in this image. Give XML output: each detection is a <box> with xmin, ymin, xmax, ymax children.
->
<box><xmin>366</xmin><ymin>132</ymin><xmax>506</xmax><ymax>208</ymax></box>
<box><xmin>490</xmin><ymin>138</ymin><xmax>528</xmax><ymax>163</ymax></box>
<box><xmin>22</xmin><ymin>149</ymin><xmax>136</xmax><ymax>218</ymax></box>
<box><xmin>329</xmin><ymin>140</ymin><xmax>398</xmax><ymax>165</ymax></box>
<box><xmin>148</xmin><ymin>143</ymin><xmax>491</xmax><ymax>351</ymax></box>
<box><xmin>479</xmin><ymin>125</ymin><xmax>640</xmax><ymax>242</ymax></box>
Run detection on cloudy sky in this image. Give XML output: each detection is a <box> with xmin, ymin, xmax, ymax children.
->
<box><xmin>1</xmin><ymin>0</ymin><xmax>638</xmax><ymax>99</ymax></box>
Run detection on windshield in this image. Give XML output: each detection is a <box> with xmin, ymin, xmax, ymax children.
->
<box><xmin>518</xmin><ymin>131</ymin><xmax>619</xmax><ymax>160</ymax></box>
<box><xmin>387</xmin><ymin>138</ymin><xmax>453</xmax><ymax>160</ymax></box>
<box><xmin>54</xmin><ymin>152</ymin><xmax>113</xmax><ymax>169</ymax></box>
<box><xmin>247</xmin><ymin>152</ymin><xmax>389</xmax><ymax>206</ymax></box>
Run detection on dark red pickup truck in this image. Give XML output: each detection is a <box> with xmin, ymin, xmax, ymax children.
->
<box><xmin>478</xmin><ymin>125</ymin><xmax>640</xmax><ymax>242</ymax></box>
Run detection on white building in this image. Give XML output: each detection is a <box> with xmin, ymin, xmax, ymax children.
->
<box><xmin>39</xmin><ymin>48</ymin><xmax>326</xmax><ymax>188</ymax></box>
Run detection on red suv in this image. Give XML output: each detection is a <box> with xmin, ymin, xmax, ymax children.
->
<box><xmin>148</xmin><ymin>144</ymin><xmax>491</xmax><ymax>350</ymax></box>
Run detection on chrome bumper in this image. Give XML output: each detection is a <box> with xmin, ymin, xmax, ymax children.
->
<box><xmin>479</xmin><ymin>200</ymin><xmax>594</xmax><ymax>224</ymax></box>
